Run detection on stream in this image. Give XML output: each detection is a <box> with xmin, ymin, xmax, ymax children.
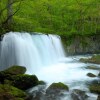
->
<box><xmin>28</xmin><ymin>55</ymin><xmax>100</xmax><ymax>100</ymax></box>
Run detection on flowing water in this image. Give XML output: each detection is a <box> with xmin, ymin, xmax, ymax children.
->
<box><xmin>0</xmin><ymin>32</ymin><xmax>99</xmax><ymax>100</ymax></box>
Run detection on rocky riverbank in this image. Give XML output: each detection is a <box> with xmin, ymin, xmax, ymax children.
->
<box><xmin>61</xmin><ymin>34</ymin><xmax>100</xmax><ymax>55</ymax></box>
<box><xmin>0</xmin><ymin>65</ymin><xmax>39</xmax><ymax>100</ymax></box>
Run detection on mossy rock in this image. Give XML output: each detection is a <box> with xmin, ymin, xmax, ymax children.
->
<box><xmin>86</xmin><ymin>66</ymin><xmax>100</xmax><ymax>70</ymax></box>
<box><xmin>89</xmin><ymin>84</ymin><xmax>100</xmax><ymax>94</ymax></box>
<box><xmin>47</xmin><ymin>82</ymin><xmax>69</xmax><ymax>91</ymax></box>
<box><xmin>38</xmin><ymin>80</ymin><xmax>46</xmax><ymax>85</ymax></box>
<box><xmin>4</xmin><ymin>65</ymin><xmax>26</xmax><ymax>75</ymax></box>
<box><xmin>80</xmin><ymin>55</ymin><xmax>100</xmax><ymax>64</ymax></box>
<box><xmin>0</xmin><ymin>84</ymin><xmax>26</xmax><ymax>100</ymax></box>
<box><xmin>0</xmin><ymin>65</ymin><xmax>26</xmax><ymax>84</ymax></box>
<box><xmin>12</xmin><ymin>74</ymin><xmax>39</xmax><ymax>90</ymax></box>
<box><xmin>87</xmin><ymin>73</ymin><xmax>96</xmax><ymax>77</ymax></box>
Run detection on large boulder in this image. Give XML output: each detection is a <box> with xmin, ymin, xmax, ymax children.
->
<box><xmin>4</xmin><ymin>65</ymin><xmax>26</xmax><ymax>75</ymax></box>
<box><xmin>12</xmin><ymin>74</ymin><xmax>39</xmax><ymax>90</ymax></box>
<box><xmin>0</xmin><ymin>84</ymin><xmax>27</xmax><ymax>100</ymax></box>
<box><xmin>0</xmin><ymin>66</ymin><xmax>39</xmax><ymax>90</ymax></box>
<box><xmin>0</xmin><ymin>65</ymin><xmax>26</xmax><ymax>83</ymax></box>
<box><xmin>46</xmin><ymin>82</ymin><xmax>69</xmax><ymax>100</ymax></box>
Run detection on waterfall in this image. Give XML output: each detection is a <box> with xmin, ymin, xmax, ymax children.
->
<box><xmin>0</xmin><ymin>32</ymin><xmax>65</xmax><ymax>74</ymax></box>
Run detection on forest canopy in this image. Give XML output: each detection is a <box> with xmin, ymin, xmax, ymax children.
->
<box><xmin>0</xmin><ymin>0</ymin><xmax>100</xmax><ymax>36</ymax></box>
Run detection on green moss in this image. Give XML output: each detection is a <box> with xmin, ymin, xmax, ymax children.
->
<box><xmin>12</xmin><ymin>74</ymin><xmax>39</xmax><ymax>90</ymax></box>
<box><xmin>38</xmin><ymin>80</ymin><xmax>46</xmax><ymax>85</ymax></box>
<box><xmin>4</xmin><ymin>65</ymin><xmax>26</xmax><ymax>75</ymax></box>
<box><xmin>48</xmin><ymin>82</ymin><xmax>69</xmax><ymax>90</ymax></box>
<box><xmin>0</xmin><ymin>84</ymin><xmax>26</xmax><ymax>99</ymax></box>
<box><xmin>89</xmin><ymin>84</ymin><xmax>100</xmax><ymax>94</ymax></box>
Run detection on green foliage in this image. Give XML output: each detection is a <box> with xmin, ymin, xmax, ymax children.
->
<box><xmin>0</xmin><ymin>0</ymin><xmax>100</xmax><ymax>36</ymax></box>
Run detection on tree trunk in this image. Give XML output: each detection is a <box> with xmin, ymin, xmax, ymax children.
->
<box><xmin>7</xmin><ymin>0</ymin><xmax>13</xmax><ymax>26</ymax></box>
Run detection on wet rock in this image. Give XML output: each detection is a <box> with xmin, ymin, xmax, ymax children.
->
<box><xmin>3</xmin><ymin>65</ymin><xmax>26</xmax><ymax>75</ymax></box>
<box><xmin>87</xmin><ymin>73</ymin><xmax>96</xmax><ymax>77</ymax></box>
<box><xmin>38</xmin><ymin>80</ymin><xmax>46</xmax><ymax>85</ymax></box>
<box><xmin>12</xmin><ymin>74</ymin><xmax>39</xmax><ymax>90</ymax></box>
<box><xmin>89</xmin><ymin>84</ymin><xmax>100</xmax><ymax>94</ymax></box>
<box><xmin>97</xmin><ymin>95</ymin><xmax>100</xmax><ymax>100</ymax></box>
<box><xmin>26</xmin><ymin>85</ymin><xmax>46</xmax><ymax>100</ymax></box>
<box><xmin>71</xmin><ymin>89</ymin><xmax>88</xmax><ymax>100</ymax></box>
<box><xmin>0</xmin><ymin>65</ymin><xmax>26</xmax><ymax>83</ymax></box>
<box><xmin>0</xmin><ymin>84</ymin><xmax>27</xmax><ymax>100</ymax></box>
<box><xmin>46</xmin><ymin>82</ymin><xmax>69</xmax><ymax>100</ymax></box>
<box><xmin>47</xmin><ymin>82</ymin><xmax>69</xmax><ymax>92</ymax></box>
<box><xmin>86</xmin><ymin>66</ymin><xmax>100</xmax><ymax>70</ymax></box>
<box><xmin>0</xmin><ymin>66</ymin><xmax>39</xmax><ymax>90</ymax></box>
<box><xmin>80</xmin><ymin>55</ymin><xmax>100</xmax><ymax>64</ymax></box>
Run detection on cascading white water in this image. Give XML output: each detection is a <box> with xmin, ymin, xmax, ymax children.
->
<box><xmin>0</xmin><ymin>32</ymin><xmax>65</xmax><ymax>73</ymax></box>
<box><xmin>0</xmin><ymin>32</ymin><xmax>99</xmax><ymax>100</ymax></box>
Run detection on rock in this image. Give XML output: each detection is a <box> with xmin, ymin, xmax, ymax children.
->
<box><xmin>86</xmin><ymin>66</ymin><xmax>100</xmax><ymax>70</ymax></box>
<box><xmin>4</xmin><ymin>65</ymin><xmax>26</xmax><ymax>75</ymax></box>
<box><xmin>0</xmin><ymin>65</ymin><xmax>26</xmax><ymax>83</ymax></box>
<box><xmin>12</xmin><ymin>74</ymin><xmax>39</xmax><ymax>90</ymax></box>
<box><xmin>0</xmin><ymin>84</ymin><xmax>27</xmax><ymax>100</ymax></box>
<box><xmin>38</xmin><ymin>80</ymin><xmax>46</xmax><ymax>85</ymax></box>
<box><xmin>87</xmin><ymin>73</ymin><xmax>96</xmax><ymax>77</ymax></box>
<box><xmin>80</xmin><ymin>55</ymin><xmax>100</xmax><ymax>64</ymax></box>
<box><xmin>46</xmin><ymin>82</ymin><xmax>69</xmax><ymax>100</ymax></box>
<box><xmin>0</xmin><ymin>66</ymin><xmax>39</xmax><ymax>90</ymax></box>
<box><xmin>89</xmin><ymin>84</ymin><xmax>100</xmax><ymax>94</ymax></box>
<box><xmin>71</xmin><ymin>89</ymin><xmax>88</xmax><ymax>100</ymax></box>
<box><xmin>47</xmin><ymin>82</ymin><xmax>69</xmax><ymax>91</ymax></box>
<box><xmin>97</xmin><ymin>95</ymin><xmax>100</xmax><ymax>100</ymax></box>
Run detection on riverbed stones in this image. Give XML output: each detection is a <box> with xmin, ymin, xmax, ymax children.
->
<box><xmin>89</xmin><ymin>84</ymin><xmax>100</xmax><ymax>94</ymax></box>
<box><xmin>80</xmin><ymin>55</ymin><xmax>100</xmax><ymax>64</ymax></box>
<box><xmin>71</xmin><ymin>89</ymin><xmax>88</xmax><ymax>100</ymax></box>
<box><xmin>87</xmin><ymin>73</ymin><xmax>96</xmax><ymax>77</ymax></box>
<box><xmin>86</xmin><ymin>66</ymin><xmax>100</xmax><ymax>70</ymax></box>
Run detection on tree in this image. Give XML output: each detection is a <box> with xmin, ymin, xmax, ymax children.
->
<box><xmin>0</xmin><ymin>0</ymin><xmax>22</xmax><ymax>34</ymax></box>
